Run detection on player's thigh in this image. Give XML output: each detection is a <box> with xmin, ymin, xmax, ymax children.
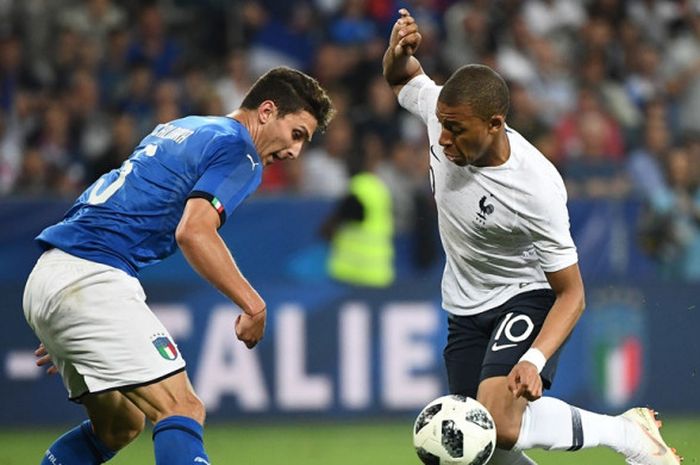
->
<box><xmin>481</xmin><ymin>290</ymin><xmax>562</xmax><ymax>388</ymax></box>
<box><xmin>121</xmin><ymin>370</ymin><xmax>205</xmax><ymax>425</ymax></box>
<box><xmin>82</xmin><ymin>390</ymin><xmax>146</xmax><ymax>451</ymax></box>
<box><xmin>443</xmin><ymin>313</ymin><xmax>490</xmax><ymax>397</ymax></box>
<box><xmin>24</xmin><ymin>250</ymin><xmax>186</xmax><ymax>399</ymax></box>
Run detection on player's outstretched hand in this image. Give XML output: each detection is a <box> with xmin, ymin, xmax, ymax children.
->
<box><xmin>235</xmin><ymin>308</ymin><xmax>266</xmax><ymax>349</ymax></box>
<box><xmin>34</xmin><ymin>342</ymin><xmax>58</xmax><ymax>375</ymax></box>
<box><xmin>507</xmin><ymin>362</ymin><xmax>543</xmax><ymax>401</ymax></box>
<box><xmin>389</xmin><ymin>8</ymin><xmax>422</xmax><ymax>58</ymax></box>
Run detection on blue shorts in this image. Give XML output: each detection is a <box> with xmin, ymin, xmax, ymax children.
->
<box><xmin>443</xmin><ymin>289</ymin><xmax>564</xmax><ymax>397</ymax></box>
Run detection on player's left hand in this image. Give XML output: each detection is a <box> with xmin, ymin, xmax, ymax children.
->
<box><xmin>507</xmin><ymin>361</ymin><xmax>543</xmax><ymax>401</ymax></box>
<box><xmin>34</xmin><ymin>343</ymin><xmax>58</xmax><ymax>375</ymax></box>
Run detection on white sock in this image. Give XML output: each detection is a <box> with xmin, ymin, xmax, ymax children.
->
<box><xmin>514</xmin><ymin>397</ymin><xmax>638</xmax><ymax>454</ymax></box>
<box><xmin>489</xmin><ymin>448</ymin><xmax>538</xmax><ymax>465</ymax></box>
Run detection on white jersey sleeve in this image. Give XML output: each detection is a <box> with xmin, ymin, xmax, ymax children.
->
<box><xmin>397</xmin><ymin>74</ymin><xmax>441</xmax><ymax>124</ymax></box>
<box><xmin>523</xmin><ymin>170</ymin><xmax>578</xmax><ymax>273</ymax></box>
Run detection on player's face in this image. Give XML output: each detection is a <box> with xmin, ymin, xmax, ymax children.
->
<box><xmin>435</xmin><ymin>101</ymin><xmax>496</xmax><ymax>167</ymax></box>
<box><xmin>260</xmin><ymin>110</ymin><xmax>317</xmax><ymax>166</ymax></box>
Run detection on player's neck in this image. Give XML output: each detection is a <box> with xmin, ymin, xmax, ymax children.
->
<box><xmin>228</xmin><ymin>109</ymin><xmax>261</xmax><ymax>144</ymax></box>
<box><xmin>477</xmin><ymin>131</ymin><xmax>511</xmax><ymax>168</ymax></box>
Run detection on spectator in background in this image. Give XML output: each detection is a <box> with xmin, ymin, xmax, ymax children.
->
<box><xmin>627</xmin><ymin>101</ymin><xmax>673</xmax><ymax>206</ymax></box>
<box><xmin>328</xmin><ymin>0</ymin><xmax>377</xmax><ymax>46</ymax></box>
<box><xmin>13</xmin><ymin>143</ymin><xmax>51</xmax><ymax>196</ymax></box>
<box><xmin>623</xmin><ymin>41</ymin><xmax>665</xmax><ymax>112</ymax></box>
<box><xmin>126</xmin><ymin>3</ymin><xmax>183</xmax><ymax>79</ymax></box>
<box><xmin>247</xmin><ymin>1</ymin><xmax>318</xmax><ymax>76</ymax></box>
<box><xmin>521</xmin><ymin>0</ymin><xmax>586</xmax><ymax>40</ymax></box>
<box><xmin>626</xmin><ymin>0</ymin><xmax>680</xmax><ymax>46</ymax></box>
<box><xmin>442</xmin><ymin>0</ymin><xmax>495</xmax><ymax>70</ymax></box>
<box><xmin>554</xmin><ymin>86</ymin><xmax>625</xmax><ymax>165</ymax></box>
<box><xmin>638</xmin><ymin>144</ymin><xmax>700</xmax><ymax>281</ymax></box>
<box><xmin>99</xmin><ymin>26</ymin><xmax>131</xmax><ymax>107</ymax></box>
<box><xmin>506</xmin><ymin>81</ymin><xmax>550</xmax><ymax>145</ymax></box>
<box><xmin>321</xmin><ymin>148</ymin><xmax>394</xmax><ymax>288</ymax></box>
<box><xmin>118</xmin><ymin>61</ymin><xmax>155</xmax><ymax>136</ymax></box>
<box><xmin>87</xmin><ymin>113</ymin><xmax>137</xmax><ymax>183</ymax></box>
<box><xmin>67</xmin><ymin>70</ymin><xmax>112</xmax><ymax>163</ymax></box>
<box><xmin>300</xmin><ymin>114</ymin><xmax>352</xmax><ymax>198</ymax></box>
<box><xmin>578</xmin><ymin>51</ymin><xmax>641</xmax><ymax>140</ymax></box>
<box><xmin>58</xmin><ymin>0</ymin><xmax>126</xmax><ymax>57</ymax></box>
<box><xmin>662</xmin><ymin>8</ymin><xmax>700</xmax><ymax>139</ymax></box>
<box><xmin>563</xmin><ymin>110</ymin><xmax>630</xmax><ymax>199</ymax></box>
<box><xmin>353</xmin><ymin>74</ymin><xmax>402</xmax><ymax>149</ymax></box>
<box><xmin>27</xmin><ymin>101</ymin><xmax>83</xmax><ymax>196</ymax></box>
<box><xmin>215</xmin><ymin>49</ymin><xmax>253</xmax><ymax>111</ymax></box>
<box><xmin>377</xmin><ymin>139</ymin><xmax>438</xmax><ymax>270</ymax></box>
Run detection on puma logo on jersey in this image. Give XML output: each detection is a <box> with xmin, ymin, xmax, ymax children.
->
<box><xmin>247</xmin><ymin>154</ymin><xmax>260</xmax><ymax>170</ymax></box>
<box><xmin>145</xmin><ymin>144</ymin><xmax>158</xmax><ymax>156</ymax></box>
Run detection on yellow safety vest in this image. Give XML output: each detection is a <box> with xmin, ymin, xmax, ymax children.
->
<box><xmin>329</xmin><ymin>172</ymin><xmax>394</xmax><ymax>287</ymax></box>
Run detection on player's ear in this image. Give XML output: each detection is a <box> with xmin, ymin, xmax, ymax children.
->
<box><xmin>489</xmin><ymin>115</ymin><xmax>504</xmax><ymax>132</ymax></box>
<box><xmin>258</xmin><ymin>100</ymin><xmax>277</xmax><ymax>124</ymax></box>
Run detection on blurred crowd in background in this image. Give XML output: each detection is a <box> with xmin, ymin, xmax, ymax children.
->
<box><xmin>0</xmin><ymin>0</ymin><xmax>699</xmax><ymax>278</ymax></box>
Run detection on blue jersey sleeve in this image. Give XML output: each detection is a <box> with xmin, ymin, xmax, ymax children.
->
<box><xmin>188</xmin><ymin>137</ymin><xmax>262</xmax><ymax>226</ymax></box>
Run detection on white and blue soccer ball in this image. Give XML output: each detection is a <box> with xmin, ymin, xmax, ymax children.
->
<box><xmin>413</xmin><ymin>395</ymin><xmax>496</xmax><ymax>465</ymax></box>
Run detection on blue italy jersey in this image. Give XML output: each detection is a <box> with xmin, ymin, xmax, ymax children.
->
<box><xmin>37</xmin><ymin>116</ymin><xmax>263</xmax><ymax>276</ymax></box>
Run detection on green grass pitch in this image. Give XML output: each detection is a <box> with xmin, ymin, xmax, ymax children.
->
<box><xmin>1</xmin><ymin>417</ymin><xmax>698</xmax><ymax>465</ymax></box>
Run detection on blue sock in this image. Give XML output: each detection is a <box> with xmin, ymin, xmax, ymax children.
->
<box><xmin>152</xmin><ymin>415</ymin><xmax>210</xmax><ymax>465</ymax></box>
<box><xmin>41</xmin><ymin>420</ymin><xmax>116</xmax><ymax>464</ymax></box>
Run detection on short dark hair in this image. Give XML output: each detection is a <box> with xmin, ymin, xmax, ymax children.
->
<box><xmin>438</xmin><ymin>64</ymin><xmax>509</xmax><ymax>120</ymax></box>
<box><xmin>240</xmin><ymin>66</ymin><xmax>335</xmax><ymax>132</ymax></box>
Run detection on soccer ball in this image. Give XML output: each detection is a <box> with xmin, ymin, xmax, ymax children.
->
<box><xmin>413</xmin><ymin>395</ymin><xmax>496</xmax><ymax>465</ymax></box>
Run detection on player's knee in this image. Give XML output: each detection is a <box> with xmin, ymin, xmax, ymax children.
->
<box><xmin>185</xmin><ymin>393</ymin><xmax>206</xmax><ymax>424</ymax></box>
<box><xmin>157</xmin><ymin>391</ymin><xmax>206</xmax><ymax>424</ymax></box>
<box><xmin>477</xmin><ymin>398</ymin><xmax>521</xmax><ymax>448</ymax></box>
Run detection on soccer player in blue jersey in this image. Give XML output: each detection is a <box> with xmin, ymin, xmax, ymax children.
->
<box><xmin>23</xmin><ymin>66</ymin><xmax>334</xmax><ymax>465</ymax></box>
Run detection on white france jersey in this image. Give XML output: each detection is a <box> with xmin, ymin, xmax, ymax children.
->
<box><xmin>398</xmin><ymin>75</ymin><xmax>578</xmax><ymax>315</ymax></box>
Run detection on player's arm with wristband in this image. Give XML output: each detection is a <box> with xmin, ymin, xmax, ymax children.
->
<box><xmin>507</xmin><ymin>263</ymin><xmax>585</xmax><ymax>400</ymax></box>
<box><xmin>382</xmin><ymin>8</ymin><xmax>426</xmax><ymax>95</ymax></box>
<box><xmin>176</xmin><ymin>197</ymin><xmax>266</xmax><ymax>349</ymax></box>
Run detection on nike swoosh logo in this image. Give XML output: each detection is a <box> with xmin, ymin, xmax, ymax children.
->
<box><xmin>194</xmin><ymin>458</ymin><xmax>211</xmax><ymax>465</ymax></box>
<box><xmin>491</xmin><ymin>342</ymin><xmax>518</xmax><ymax>351</ymax></box>
<box><xmin>641</xmin><ymin>424</ymin><xmax>668</xmax><ymax>456</ymax></box>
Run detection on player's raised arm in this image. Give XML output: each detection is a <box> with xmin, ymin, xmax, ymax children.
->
<box><xmin>176</xmin><ymin>197</ymin><xmax>266</xmax><ymax>349</ymax></box>
<box><xmin>382</xmin><ymin>8</ymin><xmax>426</xmax><ymax>96</ymax></box>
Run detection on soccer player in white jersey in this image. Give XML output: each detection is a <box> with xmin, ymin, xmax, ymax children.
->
<box><xmin>24</xmin><ymin>67</ymin><xmax>334</xmax><ymax>465</ymax></box>
<box><xmin>383</xmin><ymin>9</ymin><xmax>680</xmax><ymax>465</ymax></box>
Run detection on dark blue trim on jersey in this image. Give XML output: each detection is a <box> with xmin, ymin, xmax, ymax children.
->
<box><xmin>430</xmin><ymin>145</ymin><xmax>441</xmax><ymax>162</ymax></box>
<box><xmin>187</xmin><ymin>190</ymin><xmax>226</xmax><ymax>228</ymax></box>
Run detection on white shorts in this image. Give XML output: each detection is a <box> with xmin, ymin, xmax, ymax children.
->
<box><xmin>23</xmin><ymin>249</ymin><xmax>186</xmax><ymax>400</ymax></box>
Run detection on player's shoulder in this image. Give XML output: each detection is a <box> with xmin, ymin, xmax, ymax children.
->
<box><xmin>397</xmin><ymin>74</ymin><xmax>441</xmax><ymax>117</ymax></box>
<box><xmin>175</xmin><ymin>115</ymin><xmax>243</xmax><ymax>138</ymax></box>
<box><xmin>507</xmin><ymin>127</ymin><xmax>567</xmax><ymax>197</ymax></box>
